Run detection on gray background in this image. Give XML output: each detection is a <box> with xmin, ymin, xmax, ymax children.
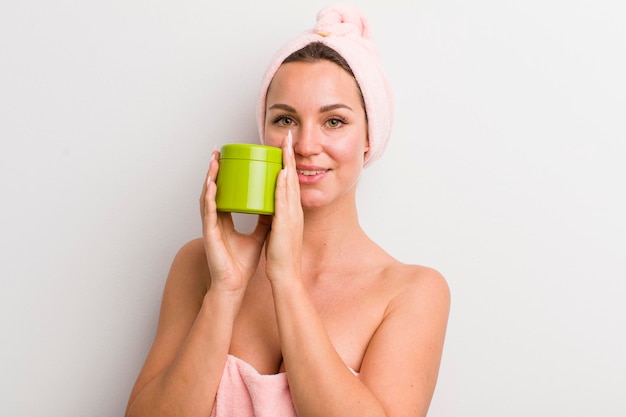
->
<box><xmin>1</xmin><ymin>0</ymin><xmax>624</xmax><ymax>416</ymax></box>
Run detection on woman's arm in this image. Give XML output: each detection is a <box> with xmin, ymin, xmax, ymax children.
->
<box><xmin>359</xmin><ymin>268</ymin><xmax>450</xmax><ymax>417</ymax></box>
<box><xmin>271</xmin><ymin>267</ymin><xmax>450</xmax><ymax>417</ymax></box>
<box><xmin>124</xmin><ymin>239</ymin><xmax>243</xmax><ymax>417</ymax></box>
<box><xmin>125</xmin><ymin>153</ymin><xmax>271</xmax><ymax>417</ymax></box>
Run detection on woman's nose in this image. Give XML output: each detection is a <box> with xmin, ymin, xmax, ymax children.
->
<box><xmin>293</xmin><ymin>124</ymin><xmax>322</xmax><ymax>156</ymax></box>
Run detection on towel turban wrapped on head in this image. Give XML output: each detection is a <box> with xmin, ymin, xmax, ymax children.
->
<box><xmin>256</xmin><ymin>4</ymin><xmax>393</xmax><ymax>167</ymax></box>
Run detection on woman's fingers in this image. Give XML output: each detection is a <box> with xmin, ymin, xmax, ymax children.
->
<box><xmin>277</xmin><ymin>130</ymin><xmax>300</xmax><ymax>209</ymax></box>
<box><xmin>201</xmin><ymin>152</ymin><xmax>219</xmax><ymax>236</ymax></box>
<box><xmin>284</xmin><ymin>131</ymin><xmax>297</xmax><ymax>202</ymax></box>
<box><xmin>200</xmin><ymin>151</ymin><xmax>219</xmax><ymax>214</ymax></box>
<box><xmin>266</xmin><ymin>131</ymin><xmax>303</xmax><ymax>282</ymax></box>
<box><xmin>285</xmin><ymin>130</ymin><xmax>302</xmax><ymax>217</ymax></box>
<box><xmin>198</xmin><ymin>148</ymin><xmax>274</xmax><ymax>293</ymax></box>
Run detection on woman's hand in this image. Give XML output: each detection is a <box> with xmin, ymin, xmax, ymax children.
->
<box><xmin>265</xmin><ymin>131</ymin><xmax>304</xmax><ymax>283</ymax></box>
<box><xmin>200</xmin><ymin>151</ymin><xmax>272</xmax><ymax>294</ymax></box>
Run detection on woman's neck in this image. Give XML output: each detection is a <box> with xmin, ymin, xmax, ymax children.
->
<box><xmin>300</xmin><ymin>197</ymin><xmax>368</xmax><ymax>273</ymax></box>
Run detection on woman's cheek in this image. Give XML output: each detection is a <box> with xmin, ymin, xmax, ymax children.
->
<box><xmin>264</xmin><ymin>129</ymin><xmax>284</xmax><ymax>148</ymax></box>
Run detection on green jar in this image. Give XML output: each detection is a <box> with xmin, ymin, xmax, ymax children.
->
<box><xmin>215</xmin><ymin>144</ymin><xmax>283</xmax><ymax>215</ymax></box>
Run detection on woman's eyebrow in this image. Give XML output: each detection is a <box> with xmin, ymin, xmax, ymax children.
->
<box><xmin>268</xmin><ymin>103</ymin><xmax>296</xmax><ymax>112</ymax></box>
<box><xmin>268</xmin><ymin>103</ymin><xmax>354</xmax><ymax>113</ymax></box>
<box><xmin>320</xmin><ymin>103</ymin><xmax>353</xmax><ymax>113</ymax></box>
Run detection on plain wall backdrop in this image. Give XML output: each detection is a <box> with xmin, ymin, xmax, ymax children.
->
<box><xmin>1</xmin><ymin>0</ymin><xmax>624</xmax><ymax>416</ymax></box>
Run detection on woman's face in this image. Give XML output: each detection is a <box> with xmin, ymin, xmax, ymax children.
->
<box><xmin>264</xmin><ymin>60</ymin><xmax>369</xmax><ymax>210</ymax></box>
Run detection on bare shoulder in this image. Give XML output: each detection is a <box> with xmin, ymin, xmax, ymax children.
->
<box><xmin>382</xmin><ymin>262</ymin><xmax>450</xmax><ymax>312</ymax></box>
<box><xmin>170</xmin><ymin>237</ymin><xmax>209</xmax><ymax>277</ymax></box>
<box><xmin>374</xmin><ymin>262</ymin><xmax>451</xmax><ymax>356</ymax></box>
<box><xmin>156</xmin><ymin>237</ymin><xmax>209</xmax><ymax>330</ymax></box>
<box><xmin>359</xmin><ymin>261</ymin><xmax>450</xmax><ymax>416</ymax></box>
<box><xmin>400</xmin><ymin>263</ymin><xmax>450</xmax><ymax>297</ymax></box>
<box><xmin>165</xmin><ymin>238</ymin><xmax>210</xmax><ymax>295</ymax></box>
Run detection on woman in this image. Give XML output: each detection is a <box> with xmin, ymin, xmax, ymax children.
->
<box><xmin>125</xmin><ymin>5</ymin><xmax>450</xmax><ymax>417</ymax></box>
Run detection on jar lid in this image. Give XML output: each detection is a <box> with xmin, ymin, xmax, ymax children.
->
<box><xmin>219</xmin><ymin>144</ymin><xmax>283</xmax><ymax>164</ymax></box>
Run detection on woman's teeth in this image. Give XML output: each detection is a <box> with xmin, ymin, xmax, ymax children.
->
<box><xmin>297</xmin><ymin>169</ymin><xmax>326</xmax><ymax>176</ymax></box>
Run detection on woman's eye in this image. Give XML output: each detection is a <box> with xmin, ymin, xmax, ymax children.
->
<box><xmin>327</xmin><ymin>118</ymin><xmax>345</xmax><ymax>128</ymax></box>
<box><xmin>279</xmin><ymin>117</ymin><xmax>294</xmax><ymax>126</ymax></box>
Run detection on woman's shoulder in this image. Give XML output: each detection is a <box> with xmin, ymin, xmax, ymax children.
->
<box><xmin>164</xmin><ymin>238</ymin><xmax>209</xmax><ymax>295</ymax></box>
<box><xmin>381</xmin><ymin>260</ymin><xmax>450</xmax><ymax>310</ymax></box>
<box><xmin>176</xmin><ymin>237</ymin><xmax>206</xmax><ymax>255</ymax></box>
<box><xmin>172</xmin><ymin>238</ymin><xmax>208</xmax><ymax>269</ymax></box>
<box><xmin>362</xmin><ymin>239</ymin><xmax>449</xmax><ymax>303</ymax></box>
<box><xmin>386</xmin><ymin>261</ymin><xmax>447</xmax><ymax>285</ymax></box>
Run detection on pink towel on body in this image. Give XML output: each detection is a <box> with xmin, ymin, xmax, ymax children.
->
<box><xmin>210</xmin><ymin>354</ymin><xmax>358</xmax><ymax>417</ymax></box>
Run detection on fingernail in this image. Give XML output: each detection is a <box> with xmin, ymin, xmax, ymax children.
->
<box><xmin>282</xmin><ymin>167</ymin><xmax>287</xmax><ymax>178</ymax></box>
<box><xmin>287</xmin><ymin>130</ymin><xmax>293</xmax><ymax>156</ymax></box>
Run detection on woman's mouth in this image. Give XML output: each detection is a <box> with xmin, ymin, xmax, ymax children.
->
<box><xmin>297</xmin><ymin>169</ymin><xmax>327</xmax><ymax>176</ymax></box>
<box><xmin>296</xmin><ymin>166</ymin><xmax>329</xmax><ymax>184</ymax></box>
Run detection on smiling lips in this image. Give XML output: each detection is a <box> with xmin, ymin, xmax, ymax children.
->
<box><xmin>296</xmin><ymin>166</ymin><xmax>329</xmax><ymax>184</ymax></box>
<box><xmin>297</xmin><ymin>169</ymin><xmax>327</xmax><ymax>176</ymax></box>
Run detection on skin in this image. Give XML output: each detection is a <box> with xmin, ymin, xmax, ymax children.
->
<box><xmin>125</xmin><ymin>60</ymin><xmax>450</xmax><ymax>417</ymax></box>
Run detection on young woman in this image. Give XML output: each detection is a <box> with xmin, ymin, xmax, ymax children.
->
<box><xmin>125</xmin><ymin>5</ymin><xmax>450</xmax><ymax>417</ymax></box>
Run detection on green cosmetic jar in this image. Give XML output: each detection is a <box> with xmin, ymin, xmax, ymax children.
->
<box><xmin>215</xmin><ymin>144</ymin><xmax>283</xmax><ymax>215</ymax></box>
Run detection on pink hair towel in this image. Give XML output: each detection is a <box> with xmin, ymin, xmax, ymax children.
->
<box><xmin>257</xmin><ymin>4</ymin><xmax>393</xmax><ymax>167</ymax></box>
